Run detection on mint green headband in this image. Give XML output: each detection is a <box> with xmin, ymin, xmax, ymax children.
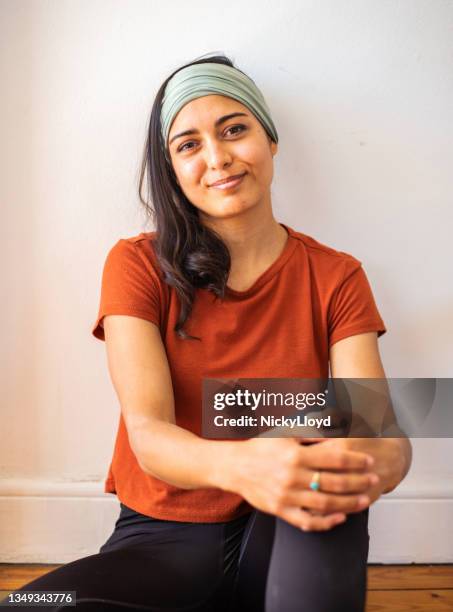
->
<box><xmin>160</xmin><ymin>63</ymin><xmax>279</xmax><ymax>160</ymax></box>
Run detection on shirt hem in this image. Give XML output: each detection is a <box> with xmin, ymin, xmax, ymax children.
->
<box><xmin>92</xmin><ymin>306</ymin><xmax>160</xmax><ymax>340</ymax></box>
<box><xmin>104</xmin><ymin>482</ymin><xmax>253</xmax><ymax>523</ymax></box>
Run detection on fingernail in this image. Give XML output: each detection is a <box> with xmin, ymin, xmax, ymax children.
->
<box><xmin>370</xmin><ymin>474</ymin><xmax>379</xmax><ymax>485</ymax></box>
<box><xmin>366</xmin><ymin>456</ymin><xmax>375</xmax><ymax>468</ymax></box>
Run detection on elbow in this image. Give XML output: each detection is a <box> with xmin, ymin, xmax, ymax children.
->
<box><xmin>134</xmin><ymin>448</ymin><xmax>162</xmax><ymax>480</ymax></box>
<box><xmin>134</xmin><ymin>452</ymin><xmax>149</xmax><ymax>475</ymax></box>
<box><xmin>127</xmin><ymin>419</ymin><xmax>175</xmax><ymax>482</ymax></box>
<box><xmin>402</xmin><ymin>436</ymin><xmax>413</xmax><ymax>478</ymax></box>
<box><xmin>126</xmin><ymin>425</ymin><xmax>158</xmax><ymax>478</ymax></box>
<box><xmin>395</xmin><ymin>437</ymin><xmax>413</xmax><ymax>487</ymax></box>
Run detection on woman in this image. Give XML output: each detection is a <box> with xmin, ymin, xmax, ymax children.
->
<box><xmin>5</xmin><ymin>53</ymin><xmax>412</xmax><ymax>612</ymax></box>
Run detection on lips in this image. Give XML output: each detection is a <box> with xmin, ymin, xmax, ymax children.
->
<box><xmin>210</xmin><ymin>172</ymin><xmax>246</xmax><ymax>187</ymax></box>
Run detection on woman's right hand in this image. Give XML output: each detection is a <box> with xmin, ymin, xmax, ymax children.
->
<box><xmin>228</xmin><ymin>437</ymin><xmax>379</xmax><ymax>532</ymax></box>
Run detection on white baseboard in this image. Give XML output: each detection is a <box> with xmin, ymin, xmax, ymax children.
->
<box><xmin>0</xmin><ymin>480</ymin><xmax>117</xmax><ymax>563</ymax></box>
<box><xmin>0</xmin><ymin>478</ymin><xmax>452</xmax><ymax>563</ymax></box>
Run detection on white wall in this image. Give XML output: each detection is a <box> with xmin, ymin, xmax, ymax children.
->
<box><xmin>1</xmin><ymin>0</ymin><xmax>452</xmax><ymax>562</ymax></box>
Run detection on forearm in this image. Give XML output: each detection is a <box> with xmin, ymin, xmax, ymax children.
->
<box><xmin>129</xmin><ymin>418</ymin><xmax>239</xmax><ymax>491</ymax></box>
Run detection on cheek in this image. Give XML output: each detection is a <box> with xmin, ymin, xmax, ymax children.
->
<box><xmin>236</xmin><ymin>141</ymin><xmax>269</xmax><ymax>171</ymax></box>
<box><xmin>178</xmin><ymin>158</ymin><xmax>204</xmax><ymax>187</ymax></box>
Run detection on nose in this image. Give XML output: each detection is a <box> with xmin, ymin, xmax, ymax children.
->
<box><xmin>203</xmin><ymin>137</ymin><xmax>233</xmax><ymax>169</ymax></box>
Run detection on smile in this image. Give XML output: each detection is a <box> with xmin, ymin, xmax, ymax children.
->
<box><xmin>210</xmin><ymin>173</ymin><xmax>246</xmax><ymax>190</ymax></box>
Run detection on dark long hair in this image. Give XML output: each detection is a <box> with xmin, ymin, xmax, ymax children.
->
<box><xmin>138</xmin><ymin>53</ymin><xmax>268</xmax><ymax>340</ymax></box>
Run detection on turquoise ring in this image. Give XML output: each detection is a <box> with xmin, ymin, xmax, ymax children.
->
<box><xmin>309</xmin><ymin>471</ymin><xmax>321</xmax><ymax>491</ymax></box>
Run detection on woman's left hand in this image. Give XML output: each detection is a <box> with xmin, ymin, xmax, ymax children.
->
<box><xmin>307</xmin><ymin>437</ymin><xmax>406</xmax><ymax>506</ymax></box>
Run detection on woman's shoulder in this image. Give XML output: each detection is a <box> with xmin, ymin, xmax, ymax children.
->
<box><xmin>119</xmin><ymin>230</ymin><xmax>158</xmax><ymax>249</ymax></box>
<box><xmin>288</xmin><ymin>226</ymin><xmax>360</xmax><ymax>264</ymax></box>
<box><xmin>105</xmin><ymin>230</ymin><xmax>163</xmax><ymax>283</ymax></box>
<box><xmin>287</xmin><ymin>226</ymin><xmax>364</xmax><ymax>287</ymax></box>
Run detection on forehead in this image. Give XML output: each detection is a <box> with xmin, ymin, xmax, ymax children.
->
<box><xmin>168</xmin><ymin>94</ymin><xmax>250</xmax><ymax>134</ymax></box>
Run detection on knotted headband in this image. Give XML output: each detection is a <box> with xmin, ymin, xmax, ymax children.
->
<box><xmin>160</xmin><ymin>62</ymin><xmax>279</xmax><ymax>161</ymax></box>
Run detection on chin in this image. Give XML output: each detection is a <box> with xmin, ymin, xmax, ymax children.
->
<box><xmin>212</xmin><ymin>192</ymin><xmax>260</xmax><ymax>212</ymax></box>
<box><xmin>211</xmin><ymin>202</ymin><xmax>257</xmax><ymax>219</ymax></box>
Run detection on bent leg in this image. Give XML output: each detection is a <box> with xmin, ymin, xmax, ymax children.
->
<box><xmin>265</xmin><ymin>508</ymin><xmax>370</xmax><ymax>612</ymax></box>
<box><xmin>1</xmin><ymin>548</ymin><xmax>180</xmax><ymax>611</ymax></box>
<box><xmin>1</xmin><ymin>505</ymin><xmax>251</xmax><ymax>612</ymax></box>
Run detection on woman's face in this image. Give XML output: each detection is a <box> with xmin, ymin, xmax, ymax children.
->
<box><xmin>167</xmin><ymin>95</ymin><xmax>277</xmax><ymax>222</ymax></box>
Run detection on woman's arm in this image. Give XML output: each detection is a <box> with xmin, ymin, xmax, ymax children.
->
<box><xmin>102</xmin><ymin>314</ymin><xmax>378</xmax><ymax>531</ymax></box>
<box><xmin>327</xmin><ymin>331</ymin><xmax>413</xmax><ymax>497</ymax></box>
<box><xmin>103</xmin><ymin>314</ymin><xmax>230</xmax><ymax>490</ymax></box>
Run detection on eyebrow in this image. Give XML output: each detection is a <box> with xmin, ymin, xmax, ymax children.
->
<box><xmin>168</xmin><ymin>112</ymin><xmax>249</xmax><ymax>146</ymax></box>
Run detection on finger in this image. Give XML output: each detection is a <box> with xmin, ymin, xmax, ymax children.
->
<box><xmin>282</xmin><ymin>487</ymin><xmax>370</xmax><ymax>514</ymax></box>
<box><xmin>298</xmin><ymin>469</ymin><xmax>379</xmax><ymax>494</ymax></box>
<box><xmin>300</xmin><ymin>444</ymin><xmax>374</xmax><ymax>472</ymax></box>
<box><xmin>297</xmin><ymin>489</ymin><xmax>371</xmax><ymax>514</ymax></box>
<box><xmin>280</xmin><ymin>506</ymin><xmax>346</xmax><ymax>532</ymax></box>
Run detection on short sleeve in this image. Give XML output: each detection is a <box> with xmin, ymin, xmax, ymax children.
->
<box><xmin>91</xmin><ymin>239</ymin><xmax>161</xmax><ymax>341</ymax></box>
<box><xmin>328</xmin><ymin>257</ymin><xmax>387</xmax><ymax>348</ymax></box>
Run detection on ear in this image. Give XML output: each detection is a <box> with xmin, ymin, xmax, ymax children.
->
<box><xmin>270</xmin><ymin>140</ymin><xmax>278</xmax><ymax>157</ymax></box>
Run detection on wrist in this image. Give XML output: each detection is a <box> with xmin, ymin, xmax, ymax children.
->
<box><xmin>204</xmin><ymin>440</ymin><xmax>243</xmax><ymax>493</ymax></box>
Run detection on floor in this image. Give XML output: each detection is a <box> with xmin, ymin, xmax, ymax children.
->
<box><xmin>0</xmin><ymin>564</ymin><xmax>452</xmax><ymax>610</ymax></box>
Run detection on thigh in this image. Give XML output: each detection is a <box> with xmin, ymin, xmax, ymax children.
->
<box><xmin>1</xmin><ymin>547</ymin><xmax>170</xmax><ymax>612</ymax></box>
<box><xmin>265</xmin><ymin>508</ymin><xmax>370</xmax><ymax>612</ymax></box>
<box><xmin>1</xmin><ymin>504</ymin><xmax>251</xmax><ymax>612</ymax></box>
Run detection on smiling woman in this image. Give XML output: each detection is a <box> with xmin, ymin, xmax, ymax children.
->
<box><xmin>138</xmin><ymin>56</ymin><xmax>281</xmax><ymax>340</ymax></box>
<box><xmin>5</xmin><ymin>52</ymin><xmax>411</xmax><ymax>612</ymax></box>
<box><xmin>168</xmin><ymin>95</ymin><xmax>276</xmax><ymax>211</ymax></box>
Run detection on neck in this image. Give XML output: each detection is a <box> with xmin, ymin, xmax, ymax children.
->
<box><xmin>199</xmin><ymin>206</ymin><xmax>289</xmax><ymax>281</ymax></box>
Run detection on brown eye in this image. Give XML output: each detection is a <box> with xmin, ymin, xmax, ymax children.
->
<box><xmin>178</xmin><ymin>141</ymin><xmax>196</xmax><ymax>153</ymax></box>
<box><xmin>225</xmin><ymin>124</ymin><xmax>247</xmax><ymax>136</ymax></box>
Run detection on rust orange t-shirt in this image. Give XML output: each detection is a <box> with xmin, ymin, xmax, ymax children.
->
<box><xmin>91</xmin><ymin>223</ymin><xmax>386</xmax><ymax>522</ymax></box>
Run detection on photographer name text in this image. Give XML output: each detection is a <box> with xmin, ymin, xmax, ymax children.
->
<box><xmin>213</xmin><ymin>415</ymin><xmax>331</xmax><ymax>428</ymax></box>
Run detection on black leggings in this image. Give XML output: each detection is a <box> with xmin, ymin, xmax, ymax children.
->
<box><xmin>1</xmin><ymin>503</ymin><xmax>370</xmax><ymax>612</ymax></box>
